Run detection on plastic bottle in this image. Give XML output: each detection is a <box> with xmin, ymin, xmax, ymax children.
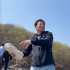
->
<box><xmin>4</xmin><ymin>43</ymin><xmax>24</xmax><ymax>60</ymax></box>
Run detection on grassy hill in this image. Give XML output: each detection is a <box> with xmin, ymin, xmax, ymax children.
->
<box><xmin>0</xmin><ymin>24</ymin><xmax>70</xmax><ymax>70</ymax></box>
<box><xmin>0</xmin><ymin>24</ymin><xmax>34</xmax><ymax>50</ymax></box>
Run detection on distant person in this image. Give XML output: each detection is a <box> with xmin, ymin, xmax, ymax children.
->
<box><xmin>12</xmin><ymin>19</ymin><xmax>55</xmax><ymax>70</ymax></box>
<box><xmin>0</xmin><ymin>43</ymin><xmax>5</xmax><ymax>70</ymax></box>
<box><xmin>1</xmin><ymin>50</ymin><xmax>12</xmax><ymax>70</ymax></box>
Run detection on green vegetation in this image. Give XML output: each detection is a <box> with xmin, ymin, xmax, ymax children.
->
<box><xmin>0</xmin><ymin>24</ymin><xmax>34</xmax><ymax>50</ymax></box>
<box><xmin>53</xmin><ymin>42</ymin><xmax>70</xmax><ymax>68</ymax></box>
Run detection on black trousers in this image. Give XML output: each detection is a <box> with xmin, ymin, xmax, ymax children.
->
<box><xmin>2</xmin><ymin>60</ymin><xmax>9</xmax><ymax>70</ymax></box>
<box><xmin>0</xmin><ymin>57</ymin><xmax>2</xmax><ymax>70</ymax></box>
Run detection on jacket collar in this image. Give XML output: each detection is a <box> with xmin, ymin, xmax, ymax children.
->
<box><xmin>36</xmin><ymin>31</ymin><xmax>48</xmax><ymax>36</ymax></box>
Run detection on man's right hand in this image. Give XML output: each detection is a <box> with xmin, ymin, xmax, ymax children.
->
<box><xmin>10</xmin><ymin>53</ymin><xmax>16</xmax><ymax>58</ymax></box>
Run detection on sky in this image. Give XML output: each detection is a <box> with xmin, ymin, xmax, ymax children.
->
<box><xmin>0</xmin><ymin>0</ymin><xmax>70</xmax><ymax>46</ymax></box>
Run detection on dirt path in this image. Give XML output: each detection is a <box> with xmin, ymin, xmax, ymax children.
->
<box><xmin>2</xmin><ymin>68</ymin><xmax>29</xmax><ymax>70</ymax></box>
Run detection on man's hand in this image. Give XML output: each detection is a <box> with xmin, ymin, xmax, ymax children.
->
<box><xmin>19</xmin><ymin>40</ymin><xmax>32</xmax><ymax>48</ymax></box>
<box><xmin>3</xmin><ymin>58</ymin><xmax>5</xmax><ymax>61</ymax></box>
<box><xmin>10</xmin><ymin>53</ymin><xmax>16</xmax><ymax>58</ymax></box>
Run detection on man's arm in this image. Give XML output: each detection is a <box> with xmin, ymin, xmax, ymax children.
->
<box><xmin>31</xmin><ymin>32</ymin><xmax>53</xmax><ymax>46</ymax></box>
<box><xmin>22</xmin><ymin>45</ymin><xmax>32</xmax><ymax>57</ymax></box>
<box><xmin>9</xmin><ymin>54</ymin><xmax>12</xmax><ymax>60</ymax></box>
<box><xmin>0</xmin><ymin>46</ymin><xmax>4</xmax><ymax>56</ymax></box>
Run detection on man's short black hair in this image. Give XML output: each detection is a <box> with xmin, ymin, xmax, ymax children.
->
<box><xmin>2</xmin><ymin>43</ymin><xmax>4</xmax><ymax>46</ymax></box>
<box><xmin>1</xmin><ymin>42</ymin><xmax>6</xmax><ymax>46</ymax></box>
<box><xmin>34</xmin><ymin>19</ymin><xmax>45</xmax><ymax>26</ymax></box>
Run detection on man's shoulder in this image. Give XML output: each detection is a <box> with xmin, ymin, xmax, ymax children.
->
<box><xmin>45</xmin><ymin>31</ymin><xmax>53</xmax><ymax>36</ymax></box>
<box><xmin>44</xmin><ymin>31</ymin><xmax>52</xmax><ymax>34</ymax></box>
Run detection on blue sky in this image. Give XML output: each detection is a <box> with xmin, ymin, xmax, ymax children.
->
<box><xmin>1</xmin><ymin>0</ymin><xmax>70</xmax><ymax>46</ymax></box>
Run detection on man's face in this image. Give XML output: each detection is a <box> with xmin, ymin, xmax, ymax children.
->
<box><xmin>35</xmin><ymin>21</ymin><xmax>45</xmax><ymax>32</ymax></box>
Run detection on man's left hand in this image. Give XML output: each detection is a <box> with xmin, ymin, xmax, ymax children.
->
<box><xmin>19</xmin><ymin>40</ymin><xmax>32</xmax><ymax>48</ymax></box>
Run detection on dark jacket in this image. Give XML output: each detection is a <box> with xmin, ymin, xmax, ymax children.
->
<box><xmin>2</xmin><ymin>51</ymin><xmax>12</xmax><ymax>61</ymax></box>
<box><xmin>23</xmin><ymin>31</ymin><xmax>55</xmax><ymax>67</ymax></box>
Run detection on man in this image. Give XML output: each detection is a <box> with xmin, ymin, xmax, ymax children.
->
<box><xmin>0</xmin><ymin>43</ymin><xmax>5</xmax><ymax>70</ymax></box>
<box><xmin>1</xmin><ymin>50</ymin><xmax>12</xmax><ymax>70</ymax></box>
<box><xmin>1</xmin><ymin>43</ymin><xmax>12</xmax><ymax>70</ymax></box>
<box><xmin>12</xmin><ymin>19</ymin><xmax>55</xmax><ymax>70</ymax></box>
